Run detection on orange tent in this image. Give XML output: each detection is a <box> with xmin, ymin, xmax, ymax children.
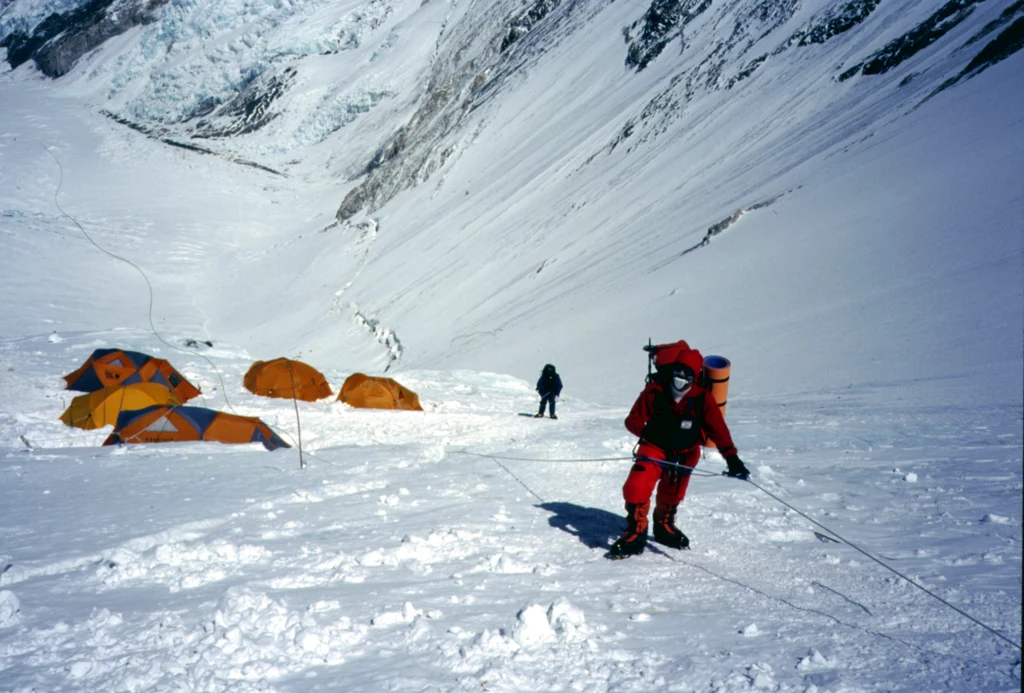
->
<box><xmin>338</xmin><ymin>373</ymin><xmax>423</xmax><ymax>411</ymax></box>
<box><xmin>64</xmin><ymin>349</ymin><xmax>201</xmax><ymax>403</ymax></box>
<box><xmin>103</xmin><ymin>405</ymin><xmax>289</xmax><ymax>451</ymax></box>
<box><xmin>244</xmin><ymin>358</ymin><xmax>331</xmax><ymax>402</ymax></box>
<box><xmin>60</xmin><ymin>383</ymin><xmax>182</xmax><ymax>430</ymax></box>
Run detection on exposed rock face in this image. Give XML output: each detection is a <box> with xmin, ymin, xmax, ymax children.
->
<box><xmin>191</xmin><ymin>68</ymin><xmax>299</xmax><ymax>139</ymax></box>
<box><xmin>1</xmin><ymin>0</ymin><xmax>168</xmax><ymax>77</ymax></box>
<box><xmin>957</xmin><ymin>7</ymin><xmax>1023</xmax><ymax>73</ymax></box>
<box><xmin>624</xmin><ymin>0</ymin><xmax>711</xmax><ymax>71</ymax></box>
<box><xmin>336</xmin><ymin>2</ymin><xmax>543</xmax><ymax>223</ymax></box>
<box><xmin>2</xmin><ymin>0</ymin><xmax>1019</xmax><ymax>226</ymax></box>
<box><xmin>335</xmin><ymin>0</ymin><xmax>1023</xmax><ymax>223</ymax></box>
<box><xmin>501</xmin><ymin>0</ymin><xmax>561</xmax><ymax>53</ymax></box>
<box><xmin>929</xmin><ymin>1</ymin><xmax>1024</xmax><ymax>96</ymax></box>
<box><xmin>840</xmin><ymin>0</ymin><xmax>987</xmax><ymax>80</ymax></box>
<box><xmin>788</xmin><ymin>0</ymin><xmax>883</xmax><ymax>47</ymax></box>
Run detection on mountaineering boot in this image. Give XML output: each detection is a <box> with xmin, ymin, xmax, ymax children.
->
<box><xmin>607</xmin><ymin>501</ymin><xmax>650</xmax><ymax>558</ymax></box>
<box><xmin>652</xmin><ymin>502</ymin><xmax>689</xmax><ymax>549</ymax></box>
<box><xmin>535</xmin><ymin>412</ymin><xmax>544</xmax><ymax>418</ymax></box>
<box><xmin>550</xmin><ymin>414</ymin><xmax>558</xmax><ymax>420</ymax></box>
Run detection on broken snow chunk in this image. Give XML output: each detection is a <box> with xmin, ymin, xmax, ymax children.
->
<box><xmin>295</xmin><ymin>629</ymin><xmax>323</xmax><ymax>652</ymax></box>
<box><xmin>358</xmin><ymin>549</ymin><xmax>385</xmax><ymax>566</ymax></box>
<box><xmin>797</xmin><ymin>648</ymin><xmax>837</xmax><ymax>669</ymax></box>
<box><xmin>548</xmin><ymin>598</ymin><xmax>585</xmax><ymax>634</ymax></box>
<box><xmin>371</xmin><ymin>601</ymin><xmax>422</xmax><ymax>626</ymax></box>
<box><xmin>0</xmin><ymin>590</ymin><xmax>20</xmax><ymax>627</ymax></box>
<box><xmin>68</xmin><ymin>661</ymin><xmax>93</xmax><ymax>678</ymax></box>
<box><xmin>512</xmin><ymin>603</ymin><xmax>556</xmax><ymax>647</ymax></box>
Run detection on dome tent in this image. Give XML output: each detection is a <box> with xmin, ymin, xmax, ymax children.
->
<box><xmin>244</xmin><ymin>358</ymin><xmax>331</xmax><ymax>402</ymax></box>
<box><xmin>338</xmin><ymin>373</ymin><xmax>423</xmax><ymax>411</ymax></box>
<box><xmin>103</xmin><ymin>405</ymin><xmax>289</xmax><ymax>451</ymax></box>
<box><xmin>63</xmin><ymin>348</ymin><xmax>201</xmax><ymax>403</ymax></box>
<box><xmin>60</xmin><ymin>382</ymin><xmax>182</xmax><ymax>430</ymax></box>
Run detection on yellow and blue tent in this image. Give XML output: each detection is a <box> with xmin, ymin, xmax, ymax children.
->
<box><xmin>63</xmin><ymin>349</ymin><xmax>201</xmax><ymax>403</ymax></box>
<box><xmin>60</xmin><ymin>383</ymin><xmax>182</xmax><ymax>430</ymax></box>
<box><xmin>103</xmin><ymin>405</ymin><xmax>289</xmax><ymax>451</ymax></box>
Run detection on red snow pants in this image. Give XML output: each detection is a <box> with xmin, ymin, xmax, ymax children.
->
<box><xmin>622</xmin><ymin>442</ymin><xmax>700</xmax><ymax>507</ymax></box>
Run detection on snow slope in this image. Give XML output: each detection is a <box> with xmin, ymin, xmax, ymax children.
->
<box><xmin>2</xmin><ymin>0</ymin><xmax>1021</xmax><ymax>404</ymax></box>
<box><xmin>1</xmin><ymin>320</ymin><xmax>1020</xmax><ymax>692</ymax></box>
<box><xmin>0</xmin><ymin>0</ymin><xmax>1021</xmax><ymax>690</ymax></box>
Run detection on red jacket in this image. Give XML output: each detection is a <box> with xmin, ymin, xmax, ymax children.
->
<box><xmin>625</xmin><ymin>381</ymin><xmax>737</xmax><ymax>457</ymax></box>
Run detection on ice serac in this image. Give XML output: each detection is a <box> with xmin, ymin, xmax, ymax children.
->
<box><xmin>335</xmin><ymin>1</ymin><xmax>533</xmax><ymax>224</ymax></box>
<box><xmin>0</xmin><ymin>0</ymin><xmax>168</xmax><ymax>78</ymax></box>
<box><xmin>190</xmin><ymin>67</ymin><xmax>298</xmax><ymax>139</ymax></box>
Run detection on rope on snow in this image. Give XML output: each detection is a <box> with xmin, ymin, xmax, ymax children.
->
<box><xmin>43</xmin><ymin>146</ymin><xmax>297</xmax><ymax>464</ymax></box>
<box><xmin>452</xmin><ymin>450</ymin><xmax>632</xmax><ymax>463</ymax></box>
<box><xmin>740</xmin><ymin>476</ymin><xmax>1021</xmax><ymax>651</ymax></box>
<box><xmin>44</xmin><ymin>146</ymin><xmax>236</xmax><ymax>413</ymax></box>
<box><xmin>452</xmin><ymin>446</ymin><xmax>1021</xmax><ymax>651</ymax></box>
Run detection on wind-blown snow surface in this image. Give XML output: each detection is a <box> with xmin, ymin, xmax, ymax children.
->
<box><xmin>1</xmin><ymin>0</ymin><xmax>1023</xmax><ymax>690</ymax></box>
<box><xmin>1</xmin><ymin>329</ymin><xmax>1021</xmax><ymax>692</ymax></box>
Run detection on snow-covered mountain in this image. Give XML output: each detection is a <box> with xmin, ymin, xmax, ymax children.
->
<box><xmin>2</xmin><ymin>0</ymin><xmax>1021</xmax><ymax>401</ymax></box>
<box><xmin>0</xmin><ymin>1</ymin><xmax>1021</xmax><ymax>691</ymax></box>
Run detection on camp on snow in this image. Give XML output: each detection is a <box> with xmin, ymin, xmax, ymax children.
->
<box><xmin>64</xmin><ymin>348</ymin><xmax>201</xmax><ymax>403</ymax></box>
<box><xmin>60</xmin><ymin>382</ymin><xmax>182</xmax><ymax>430</ymax></box>
<box><xmin>103</xmin><ymin>405</ymin><xmax>289</xmax><ymax>451</ymax></box>
<box><xmin>244</xmin><ymin>358</ymin><xmax>332</xmax><ymax>402</ymax></box>
<box><xmin>338</xmin><ymin>373</ymin><xmax>423</xmax><ymax>411</ymax></box>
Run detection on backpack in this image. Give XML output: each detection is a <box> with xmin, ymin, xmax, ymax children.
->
<box><xmin>643</xmin><ymin>339</ymin><xmax>711</xmax><ymax>391</ymax></box>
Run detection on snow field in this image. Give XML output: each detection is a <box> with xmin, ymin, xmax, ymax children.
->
<box><xmin>0</xmin><ymin>328</ymin><xmax>1020</xmax><ymax>692</ymax></box>
<box><xmin>1</xmin><ymin>1</ymin><xmax>1021</xmax><ymax>689</ymax></box>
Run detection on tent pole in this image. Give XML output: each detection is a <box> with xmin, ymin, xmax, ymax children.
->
<box><xmin>287</xmin><ymin>361</ymin><xmax>305</xmax><ymax>469</ymax></box>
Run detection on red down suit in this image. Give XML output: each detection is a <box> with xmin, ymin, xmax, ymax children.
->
<box><xmin>622</xmin><ymin>346</ymin><xmax>737</xmax><ymax>507</ymax></box>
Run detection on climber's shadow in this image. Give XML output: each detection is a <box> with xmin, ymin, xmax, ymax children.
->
<box><xmin>536</xmin><ymin>501</ymin><xmax>622</xmax><ymax>549</ymax></box>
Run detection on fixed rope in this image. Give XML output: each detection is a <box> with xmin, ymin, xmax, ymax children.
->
<box><xmin>452</xmin><ymin>450</ymin><xmax>632</xmax><ymax>463</ymax></box>
<box><xmin>452</xmin><ymin>446</ymin><xmax>1020</xmax><ymax>651</ymax></box>
<box><xmin>741</xmin><ymin>476</ymin><xmax>1021</xmax><ymax>651</ymax></box>
<box><xmin>45</xmin><ymin>146</ymin><xmax>297</xmax><ymax>462</ymax></box>
<box><xmin>45</xmin><ymin>146</ymin><xmax>235</xmax><ymax>414</ymax></box>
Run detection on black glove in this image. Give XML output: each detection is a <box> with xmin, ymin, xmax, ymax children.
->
<box><xmin>723</xmin><ymin>454</ymin><xmax>750</xmax><ymax>480</ymax></box>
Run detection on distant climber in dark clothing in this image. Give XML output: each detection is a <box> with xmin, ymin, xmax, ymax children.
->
<box><xmin>535</xmin><ymin>364</ymin><xmax>562</xmax><ymax>419</ymax></box>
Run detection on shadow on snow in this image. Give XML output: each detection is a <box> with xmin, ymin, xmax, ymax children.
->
<box><xmin>537</xmin><ymin>501</ymin><xmax>623</xmax><ymax>549</ymax></box>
